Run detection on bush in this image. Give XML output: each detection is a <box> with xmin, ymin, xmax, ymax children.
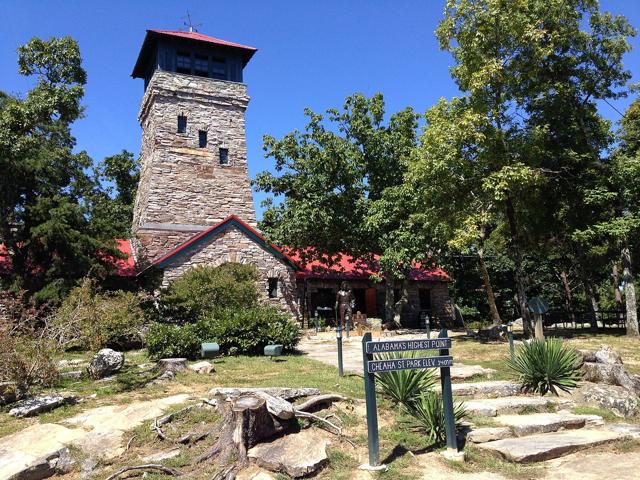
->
<box><xmin>146</xmin><ymin>306</ymin><xmax>300</xmax><ymax>359</ymax></box>
<box><xmin>406</xmin><ymin>391</ymin><xmax>466</xmax><ymax>444</ymax></box>
<box><xmin>508</xmin><ymin>338</ymin><xmax>582</xmax><ymax>396</ymax></box>
<box><xmin>51</xmin><ymin>278</ymin><xmax>147</xmax><ymax>350</ymax></box>
<box><xmin>375</xmin><ymin>351</ymin><xmax>436</xmax><ymax>405</ymax></box>
<box><xmin>159</xmin><ymin>263</ymin><xmax>260</xmax><ymax>323</ymax></box>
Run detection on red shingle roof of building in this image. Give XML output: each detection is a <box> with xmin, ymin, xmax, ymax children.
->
<box><xmin>148</xmin><ymin>29</ymin><xmax>257</xmax><ymax>52</ymax></box>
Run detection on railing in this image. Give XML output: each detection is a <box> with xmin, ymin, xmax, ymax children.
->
<box><xmin>544</xmin><ymin>309</ymin><xmax>626</xmax><ymax>330</ymax></box>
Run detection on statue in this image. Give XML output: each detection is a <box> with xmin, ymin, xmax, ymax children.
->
<box><xmin>335</xmin><ymin>281</ymin><xmax>355</xmax><ymax>331</ymax></box>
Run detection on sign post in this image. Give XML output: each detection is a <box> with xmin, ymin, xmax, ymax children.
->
<box><xmin>528</xmin><ymin>297</ymin><xmax>549</xmax><ymax>341</ymax></box>
<box><xmin>337</xmin><ymin>324</ymin><xmax>344</xmax><ymax>377</ymax></box>
<box><xmin>506</xmin><ymin>322</ymin><xmax>515</xmax><ymax>361</ymax></box>
<box><xmin>359</xmin><ymin>330</ymin><xmax>460</xmax><ymax>470</ymax></box>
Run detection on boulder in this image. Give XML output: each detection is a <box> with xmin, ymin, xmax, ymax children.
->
<box><xmin>157</xmin><ymin>358</ymin><xmax>188</xmax><ymax>373</ymax></box>
<box><xmin>581</xmin><ymin>361</ymin><xmax>640</xmax><ymax>394</ymax></box>
<box><xmin>594</xmin><ymin>345</ymin><xmax>623</xmax><ymax>365</ymax></box>
<box><xmin>576</xmin><ymin>349</ymin><xmax>597</xmax><ymax>363</ymax></box>
<box><xmin>189</xmin><ymin>360</ymin><xmax>215</xmax><ymax>375</ymax></box>
<box><xmin>248</xmin><ymin>429</ymin><xmax>329</xmax><ymax>478</ymax></box>
<box><xmin>86</xmin><ymin>349</ymin><xmax>124</xmax><ymax>379</ymax></box>
<box><xmin>466</xmin><ymin>427</ymin><xmax>513</xmax><ymax>443</ymax></box>
<box><xmin>9</xmin><ymin>395</ymin><xmax>76</xmax><ymax>418</ymax></box>
<box><xmin>577</xmin><ymin>382</ymin><xmax>639</xmax><ymax>418</ymax></box>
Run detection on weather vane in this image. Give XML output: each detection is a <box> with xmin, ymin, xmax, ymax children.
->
<box><xmin>182</xmin><ymin>11</ymin><xmax>202</xmax><ymax>33</ymax></box>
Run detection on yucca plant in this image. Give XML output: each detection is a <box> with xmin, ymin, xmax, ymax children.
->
<box><xmin>374</xmin><ymin>351</ymin><xmax>436</xmax><ymax>405</ymax></box>
<box><xmin>508</xmin><ymin>338</ymin><xmax>583</xmax><ymax>396</ymax></box>
<box><xmin>406</xmin><ymin>391</ymin><xmax>466</xmax><ymax>444</ymax></box>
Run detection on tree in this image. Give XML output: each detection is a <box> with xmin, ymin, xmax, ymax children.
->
<box><xmin>254</xmin><ymin>93</ymin><xmax>421</xmax><ymax>322</ymax></box>
<box><xmin>428</xmin><ymin>0</ymin><xmax>634</xmax><ymax>334</ymax></box>
<box><xmin>0</xmin><ymin>37</ymin><xmax>137</xmax><ymax>303</ymax></box>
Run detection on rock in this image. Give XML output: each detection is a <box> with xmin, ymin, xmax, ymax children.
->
<box><xmin>477</xmin><ymin>429</ymin><xmax>624</xmax><ymax>463</ymax></box>
<box><xmin>248</xmin><ymin>429</ymin><xmax>329</xmax><ymax>478</ymax></box>
<box><xmin>209</xmin><ymin>387</ymin><xmax>320</xmax><ymax>401</ymax></box>
<box><xmin>143</xmin><ymin>448</ymin><xmax>182</xmax><ymax>462</ymax></box>
<box><xmin>448</xmin><ymin>364</ymin><xmax>497</xmax><ymax>380</ymax></box>
<box><xmin>60</xmin><ymin>370</ymin><xmax>84</xmax><ymax>380</ymax></box>
<box><xmin>54</xmin><ymin>447</ymin><xmax>76</xmax><ymax>474</ymax></box>
<box><xmin>463</xmin><ymin>396</ymin><xmax>570</xmax><ymax>417</ymax></box>
<box><xmin>9</xmin><ymin>449</ymin><xmax>61</xmax><ymax>480</ymax></box>
<box><xmin>189</xmin><ymin>360</ymin><xmax>215</xmax><ymax>374</ymax></box>
<box><xmin>57</xmin><ymin>359</ymin><xmax>86</xmax><ymax>368</ymax></box>
<box><xmin>594</xmin><ymin>345</ymin><xmax>623</xmax><ymax>365</ymax></box>
<box><xmin>86</xmin><ymin>349</ymin><xmax>124</xmax><ymax>379</ymax></box>
<box><xmin>237</xmin><ymin>465</ymin><xmax>277</xmax><ymax>480</ymax></box>
<box><xmin>9</xmin><ymin>395</ymin><xmax>75</xmax><ymax>418</ymax></box>
<box><xmin>0</xmin><ymin>382</ymin><xmax>24</xmax><ymax>406</ymax></box>
<box><xmin>606</xmin><ymin>423</ymin><xmax>640</xmax><ymax>438</ymax></box>
<box><xmin>576</xmin><ymin>349</ymin><xmax>597</xmax><ymax>363</ymax></box>
<box><xmin>157</xmin><ymin>358</ymin><xmax>188</xmax><ymax>373</ymax></box>
<box><xmin>581</xmin><ymin>362</ymin><xmax>640</xmax><ymax>394</ymax></box>
<box><xmin>466</xmin><ymin>427</ymin><xmax>513</xmax><ymax>443</ymax></box>
<box><xmin>576</xmin><ymin>382</ymin><xmax>639</xmax><ymax>417</ymax></box>
<box><xmin>494</xmin><ymin>412</ymin><xmax>592</xmax><ymax>436</ymax></box>
<box><xmin>447</xmin><ymin>381</ymin><xmax>521</xmax><ymax>398</ymax></box>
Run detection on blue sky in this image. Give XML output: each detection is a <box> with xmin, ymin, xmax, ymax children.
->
<box><xmin>1</xmin><ymin>1</ymin><xmax>639</xmax><ymax>219</ymax></box>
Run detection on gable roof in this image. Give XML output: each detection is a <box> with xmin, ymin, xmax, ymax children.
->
<box><xmin>143</xmin><ymin>215</ymin><xmax>300</xmax><ymax>273</ymax></box>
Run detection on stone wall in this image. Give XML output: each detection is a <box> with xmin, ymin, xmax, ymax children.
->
<box><xmin>160</xmin><ymin>225</ymin><xmax>300</xmax><ymax>319</ymax></box>
<box><xmin>132</xmin><ymin>70</ymin><xmax>257</xmax><ymax>263</ymax></box>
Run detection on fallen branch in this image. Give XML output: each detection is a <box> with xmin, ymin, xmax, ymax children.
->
<box><xmin>152</xmin><ymin>418</ymin><xmax>166</xmax><ymax>440</ymax></box>
<box><xmin>294</xmin><ymin>410</ymin><xmax>342</xmax><ymax>434</ymax></box>
<box><xmin>156</xmin><ymin>403</ymin><xmax>201</xmax><ymax>427</ymax></box>
<box><xmin>105</xmin><ymin>464</ymin><xmax>180</xmax><ymax>480</ymax></box>
<box><xmin>125</xmin><ymin>434</ymin><xmax>137</xmax><ymax>451</ymax></box>
<box><xmin>295</xmin><ymin>394</ymin><xmax>347</xmax><ymax>413</ymax></box>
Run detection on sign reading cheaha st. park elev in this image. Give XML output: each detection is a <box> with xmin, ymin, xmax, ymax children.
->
<box><xmin>367</xmin><ymin>355</ymin><xmax>453</xmax><ymax>373</ymax></box>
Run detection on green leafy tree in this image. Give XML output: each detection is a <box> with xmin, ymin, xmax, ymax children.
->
<box><xmin>254</xmin><ymin>93</ymin><xmax>422</xmax><ymax>322</ymax></box>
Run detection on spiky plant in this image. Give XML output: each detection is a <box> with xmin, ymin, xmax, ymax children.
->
<box><xmin>406</xmin><ymin>391</ymin><xmax>466</xmax><ymax>444</ymax></box>
<box><xmin>508</xmin><ymin>338</ymin><xmax>583</xmax><ymax>396</ymax></box>
<box><xmin>374</xmin><ymin>350</ymin><xmax>436</xmax><ymax>405</ymax></box>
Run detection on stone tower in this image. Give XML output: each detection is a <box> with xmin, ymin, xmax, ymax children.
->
<box><xmin>130</xmin><ymin>29</ymin><xmax>258</xmax><ymax>264</ymax></box>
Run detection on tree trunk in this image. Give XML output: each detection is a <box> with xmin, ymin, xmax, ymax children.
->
<box><xmin>559</xmin><ymin>270</ymin><xmax>576</xmax><ymax>325</ymax></box>
<box><xmin>384</xmin><ymin>279</ymin><xmax>395</xmax><ymax>324</ymax></box>
<box><xmin>505</xmin><ymin>197</ymin><xmax>531</xmax><ymax>336</ymax></box>
<box><xmin>582</xmin><ymin>276</ymin><xmax>599</xmax><ymax>330</ymax></box>
<box><xmin>612</xmin><ymin>264</ymin><xmax>623</xmax><ymax>311</ymax></box>
<box><xmin>393</xmin><ymin>279</ymin><xmax>409</xmax><ymax>326</ymax></box>
<box><xmin>478</xmin><ymin>248</ymin><xmax>502</xmax><ymax>326</ymax></box>
<box><xmin>622</xmin><ymin>245</ymin><xmax>639</xmax><ymax>337</ymax></box>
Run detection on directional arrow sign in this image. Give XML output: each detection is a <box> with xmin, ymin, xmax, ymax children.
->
<box><xmin>367</xmin><ymin>355</ymin><xmax>453</xmax><ymax>374</ymax></box>
<box><xmin>365</xmin><ymin>338</ymin><xmax>452</xmax><ymax>354</ymax></box>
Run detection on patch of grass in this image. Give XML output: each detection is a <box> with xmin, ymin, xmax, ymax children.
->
<box><xmin>465</xmin><ymin>414</ymin><xmax>499</xmax><ymax>428</ymax></box>
<box><xmin>452</xmin><ymin>445</ymin><xmax>545</xmax><ymax>479</ymax></box>
<box><xmin>317</xmin><ymin>448</ymin><xmax>359</xmax><ymax>480</ymax></box>
<box><xmin>611</xmin><ymin>438</ymin><xmax>640</xmax><ymax>454</ymax></box>
<box><xmin>571</xmin><ymin>405</ymin><xmax>621</xmax><ymax>422</ymax></box>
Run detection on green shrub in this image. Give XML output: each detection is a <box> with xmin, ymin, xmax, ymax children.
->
<box><xmin>407</xmin><ymin>391</ymin><xmax>466</xmax><ymax>444</ymax></box>
<box><xmin>374</xmin><ymin>351</ymin><xmax>436</xmax><ymax>405</ymax></box>
<box><xmin>146</xmin><ymin>306</ymin><xmax>300</xmax><ymax>358</ymax></box>
<box><xmin>51</xmin><ymin>278</ymin><xmax>147</xmax><ymax>350</ymax></box>
<box><xmin>159</xmin><ymin>263</ymin><xmax>260</xmax><ymax>323</ymax></box>
<box><xmin>508</xmin><ymin>338</ymin><xmax>582</xmax><ymax>396</ymax></box>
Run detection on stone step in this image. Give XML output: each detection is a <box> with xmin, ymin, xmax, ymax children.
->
<box><xmin>444</xmin><ymin>380</ymin><xmax>521</xmax><ymax>398</ymax></box>
<box><xmin>465</xmin><ymin>426</ymin><xmax>514</xmax><ymax>444</ymax></box>
<box><xmin>494</xmin><ymin>412</ymin><xmax>604</xmax><ymax>437</ymax></box>
<box><xmin>476</xmin><ymin>429</ymin><xmax>625</xmax><ymax>463</ymax></box>
<box><xmin>464</xmin><ymin>396</ymin><xmax>573</xmax><ymax>417</ymax></box>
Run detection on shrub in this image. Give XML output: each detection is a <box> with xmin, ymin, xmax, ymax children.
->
<box><xmin>159</xmin><ymin>263</ymin><xmax>260</xmax><ymax>323</ymax></box>
<box><xmin>407</xmin><ymin>391</ymin><xmax>466</xmax><ymax>444</ymax></box>
<box><xmin>51</xmin><ymin>278</ymin><xmax>147</xmax><ymax>350</ymax></box>
<box><xmin>146</xmin><ymin>306</ymin><xmax>300</xmax><ymax>358</ymax></box>
<box><xmin>508</xmin><ymin>338</ymin><xmax>582</xmax><ymax>396</ymax></box>
<box><xmin>374</xmin><ymin>351</ymin><xmax>436</xmax><ymax>405</ymax></box>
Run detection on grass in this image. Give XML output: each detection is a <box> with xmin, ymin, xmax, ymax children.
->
<box><xmin>451</xmin><ymin>445</ymin><xmax>545</xmax><ymax>479</ymax></box>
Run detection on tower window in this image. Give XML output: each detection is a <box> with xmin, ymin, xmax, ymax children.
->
<box><xmin>176</xmin><ymin>51</ymin><xmax>191</xmax><ymax>74</ymax></box>
<box><xmin>177</xmin><ymin>115</ymin><xmax>187</xmax><ymax>133</ymax></box>
<box><xmin>194</xmin><ymin>54</ymin><xmax>208</xmax><ymax>77</ymax></box>
<box><xmin>268</xmin><ymin>278</ymin><xmax>278</xmax><ymax>298</ymax></box>
<box><xmin>219</xmin><ymin>148</ymin><xmax>229</xmax><ymax>165</ymax></box>
<box><xmin>198</xmin><ymin>130</ymin><xmax>208</xmax><ymax>148</ymax></box>
<box><xmin>210</xmin><ymin>57</ymin><xmax>227</xmax><ymax>80</ymax></box>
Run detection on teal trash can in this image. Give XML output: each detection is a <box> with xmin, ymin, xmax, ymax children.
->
<box><xmin>201</xmin><ymin>342</ymin><xmax>220</xmax><ymax>359</ymax></box>
<box><xmin>264</xmin><ymin>344</ymin><xmax>283</xmax><ymax>358</ymax></box>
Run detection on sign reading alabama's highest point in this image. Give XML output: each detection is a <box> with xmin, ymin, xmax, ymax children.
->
<box><xmin>365</xmin><ymin>338</ymin><xmax>452</xmax><ymax>354</ymax></box>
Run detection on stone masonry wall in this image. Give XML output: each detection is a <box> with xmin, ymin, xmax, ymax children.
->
<box><xmin>132</xmin><ymin>70</ymin><xmax>257</xmax><ymax>263</ymax></box>
<box><xmin>161</xmin><ymin>225</ymin><xmax>300</xmax><ymax>320</ymax></box>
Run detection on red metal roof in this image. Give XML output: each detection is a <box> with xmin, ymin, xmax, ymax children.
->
<box><xmin>148</xmin><ymin>29</ymin><xmax>257</xmax><ymax>52</ymax></box>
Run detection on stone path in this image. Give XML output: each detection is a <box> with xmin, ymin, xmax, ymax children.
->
<box><xmin>0</xmin><ymin>394</ymin><xmax>190</xmax><ymax>479</ymax></box>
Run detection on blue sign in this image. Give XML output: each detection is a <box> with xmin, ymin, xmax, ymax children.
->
<box><xmin>528</xmin><ymin>296</ymin><xmax>549</xmax><ymax>314</ymax></box>
<box><xmin>365</xmin><ymin>338</ymin><xmax>452</xmax><ymax>354</ymax></box>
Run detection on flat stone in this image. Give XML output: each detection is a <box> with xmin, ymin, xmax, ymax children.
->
<box><xmin>464</xmin><ymin>396</ymin><xmax>570</xmax><ymax>417</ymax></box>
<box><xmin>606</xmin><ymin>423</ymin><xmax>640</xmax><ymax>438</ymax></box>
<box><xmin>143</xmin><ymin>447</ymin><xmax>182</xmax><ymax>462</ymax></box>
<box><xmin>87</xmin><ymin>349</ymin><xmax>124</xmax><ymax>379</ymax></box>
<box><xmin>157</xmin><ymin>358</ymin><xmax>188</xmax><ymax>373</ymax></box>
<box><xmin>236</xmin><ymin>465</ymin><xmax>278</xmax><ymax>480</ymax></box>
<box><xmin>466</xmin><ymin>427</ymin><xmax>513</xmax><ymax>443</ymax></box>
<box><xmin>448</xmin><ymin>364</ymin><xmax>497</xmax><ymax>380</ymax></box>
<box><xmin>60</xmin><ymin>370</ymin><xmax>84</xmax><ymax>380</ymax></box>
<box><xmin>576</xmin><ymin>382</ymin><xmax>639</xmax><ymax>417</ymax></box>
<box><xmin>477</xmin><ymin>429</ymin><xmax>624</xmax><ymax>463</ymax></box>
<box><xmin>448</xmin><ymin>381</ymin><xmax>521</xmax><ymax>398</ymax></box>
<box><xmin>247</xmin><ymin>429</ymin><xmax>329</xmax><ymax>478</ymax></box>
<box><xmin>495</xmin><ymin>412</ymin><xmax>596</xmax><ymax>436</ymax></box>
<box><xmin>9</xmin><ymin>395</ymin><xmax>75</xmax><ymax>418</ymax></box>
<box><xmin>209</xmin><ymin>387</ymin><xmax>320</xmax><ymax>401</ymax></box>
<box><xmin>189</xmin><ymin>360</ymin><xmax>215</xmax><ymax>374</ymax></box>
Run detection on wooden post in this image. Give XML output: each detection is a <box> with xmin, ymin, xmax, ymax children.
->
<box><xmin>438</xmin><ymin>329</ymin><xmax>458</xmax><ymax>453</ymax></box>
<box><xmin>534</xmin><ymin>313</ymin><xmax>545</xmax><ymax>340</ymax></box>
<box><xmin>362</xmin><ymin>332</ymin><xmax>380</xmax><ymax>467</ymax></box>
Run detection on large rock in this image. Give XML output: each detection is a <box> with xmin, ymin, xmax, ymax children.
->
<box><xmin>494</xmin><ymin>412</ymin><xmax>599</xmax><ymax>437</ymax></box>
<box><xmin>157</xmin><ymin>358</ymin><xmax>188</xmax><ymax>373</ymax></box>
<box><xmin>594</xmin><ymin>345</ymin><xmax>623</xmax><ymax>365</ymax></box>
<box><xmin>447</xmin><ymin>381</ymin><xmax>521</xmax><ymax>398</ymax></box>
<box><xmin>189</xmin><ymin>360</ymin><xmax>215</xmax><ymax>375</ymax></box>
<box><xmin>248</xmin><ymin>429</ymin><xmax>329</xmax><ymax>478</ymax></box>
<box><xmin>9</xmin><ymin>395</ymin><xmax>75</xmax><ymax>418</ymax></box>
<box><xmin>466</xmin><ymin>427</ymin><xmax>513</xmax><ymax>443</ymax></box>
<box><xmin>576</xmin><ymin>382</ymin><xmax>639</xmax><ymax>418</ymax></box>
<box><xmin>86</xmin><ymin>349</ymin><xmax>124</xmax><ymax>379</ymax></box>
<box><xmin>582</xmin><ymin>361</ymin><xmax>640</xmax><ymax>394</ymax></box>
<box><xmin>463</xmin><ymin>396</ymin><xmax>571</xmax><ymax>417</ymax></box>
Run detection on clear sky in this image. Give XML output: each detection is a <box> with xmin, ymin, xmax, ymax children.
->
<box><xmin>1</xmin><ymin>1</ymin><xmax>639</xmax><ymax>219</ymax></box>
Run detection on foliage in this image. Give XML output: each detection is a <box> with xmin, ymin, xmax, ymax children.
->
<box><xmin>51</xmin><ymin>278</ymin><xmax>147</xmax><ymax>350</ymax></box>
<box><xmin>508</xmin><ymin>338</ymin><xmax>583</xmax><ymax>395</ymax></box>
<box><xmin>406</xmin><ymin>391</ymin><xmax>466</xmax><ymax>445</ymax></box>
<box><xmin>374</xmin><ymin>351</ymin><xmax>436</xmax><ymax>405</ymax></box>
<box><xmin>146</xmin><ymin>306</ymin><xmax>299</xmax><ymax>359</ymax></box>
<box><xmin>159</xmin><ymin>263</ymin><xmax>260</xmax><ymax>324</ymax></box>
<box><xmin>0</xmin><ymin>36</ymin><xmax>139</xmax><ymax>303</ymax></box>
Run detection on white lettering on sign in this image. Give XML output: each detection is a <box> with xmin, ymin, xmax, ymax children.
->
<box><xmin>365</xmin><ymin>338</ymin><xmax>452</xmax><ymax>354</ymax></box>
<box><xmin>367</xmin><ymin>355</ymin><xmax>454</xmax><ymax>374</ymax></box>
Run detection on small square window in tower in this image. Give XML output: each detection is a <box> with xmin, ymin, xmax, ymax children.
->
<box><xmin>177</xmin><ymin>115</ymin><xmax>187</xmax><ymax>133</ymax></box>
<box><xmin>210</xmin><ymin>57</ymin><xmax>227</xmax><ymax>80</ymax></box>
<box><xmin>194</xmin><ymin>55</ymin><xmax>208</xmax><ymax>77</ymax></box>
<box><xmin>268</xmin><ymin>278</ymin><xmax>278</xmax><ymax>298</ymax></box>
<box><xmin>198</xmin><ymin>130</ymin><xmax>207</xmax><ymax>148</ymax></box>
<box><xmin>219</xmin><ymin>148</ymin><xmax>229</xmax><ymax>165</ymax></box>
<box><xmin>176</xmin><ymin>52</ymin><xmax>191</xmax><ymax>74</ymax></box>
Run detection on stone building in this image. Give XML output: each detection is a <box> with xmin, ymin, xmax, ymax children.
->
<box><xmin>123</xmin><ymin>28</ymin><xmax>453</xmax><ymax>326</ymax></box>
